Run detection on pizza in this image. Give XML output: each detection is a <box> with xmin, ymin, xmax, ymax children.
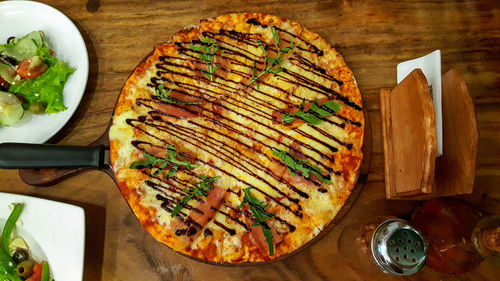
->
<box><xmin>109</xmin><ymin>13</ymin><xmax>364</xmax><ymax>263</ymax></box>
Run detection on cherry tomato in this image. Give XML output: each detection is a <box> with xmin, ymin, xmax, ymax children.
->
<box><xmin>25</xmin><ymin>262</ymin><xmax>43</xmax><ymax>281</ymax></box>
<box><xmin>16</xmin><ymin>56</ymin><xmax>48</xmax><ymax>79</ymax></box>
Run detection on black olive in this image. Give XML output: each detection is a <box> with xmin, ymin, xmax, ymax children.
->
<box><xmin>6</xmin><ymin>36</ymin><xmax>15</xmax><ymax>44</ymax></box>
<box><xmin>16</xmin><ymin>260</ymin><xmax>34</xmax><ymax>277</ymax></box>
<box><xmin>12</xmin><ymin>248</ymin><xmax>29</xmax><ymax>264</ymax></box>
<box><xmin>1</xmin><ymin>56</ymin><xmax>17</xmax><ymax>66</ymax></box>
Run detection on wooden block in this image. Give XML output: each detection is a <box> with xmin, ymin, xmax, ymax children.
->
<box><xmin>434</xmin><ymin>69</ymin><xmax>478</xmax><ymax>195</ymax></box>
<box><xmin>383</xmin><ymin>69</ymin><xmax>478</xmax><ymax>200</ymax></box>
<box><xmin>381</xmin><ymin>69</ymin><xmax>437</xmax><ymax>199</ymax></box>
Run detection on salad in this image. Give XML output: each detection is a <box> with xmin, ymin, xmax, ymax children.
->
<box><xmin>0</xmin><ymin>203</ymin><xmax>53</xmax><ymax>281</ymax></box>
<box><xmin>0</xmin><ymin>31</ymin><xmax>75</xmax><ymax>126</ymax></box>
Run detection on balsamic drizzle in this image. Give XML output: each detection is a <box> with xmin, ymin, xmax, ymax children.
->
<box><xmin>126</xmin><ymin>21</ymin><xmax>363</xmax><ymax>238</ymax></box>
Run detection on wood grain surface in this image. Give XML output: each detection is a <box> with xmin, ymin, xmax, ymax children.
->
<box><xmin>0</xmin><ymin>0</ymin><xmax>499</xmax><ymax>280</ymax></box>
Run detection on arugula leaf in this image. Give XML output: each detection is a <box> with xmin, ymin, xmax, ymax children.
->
<box><xmin>166</xmin><ymin>165</ymin><xmax>179</xmax><ymax>177</ymax></box>
<box><xmin>272</xmin><ymin>147</ymin><xmax>332</xmax><ymax>184</ymax></box>
<box><xmin>308</xmin><ymin>102</ymin><xmax>331</xmax><ymax>117</ymax></box>
<box><xmin>130</xmin><ymin>152</ymin><xmax>161</xmax><ymax>169</ymax></box>
<box><xmin>281</xmin><ymin>99</ymin><xmax>341</xmax><ymax>126</ymax></box>
<box><xmin>271</xmin><ymin>147</ymin><xmax>297</xmax><ymax>176</ymax></box>
<box><xmin>171</xmin><ymin>195</ymin><xmax>193</xmax><ymax>217</ymax></box>
<box><xmin>171</xmin><ymin>175</ymin><xmax>220</xmax><ymax>217</ymax></box>
<box><xmin>281</xmin><ymin>113</ymin><xmax>296</xmax><ymax>124</ymax></box>
<box><xmin>189</xmin><ymin>38</ymin><xmax>220</xmax><ymax>81</ymax></box>
<box><xmin>155</xmin><ymin>84</ymin><xmax>201</xmax><ymax>105</ymax></box>
<box><xmin>247</xmin><ymin>26</ymin><xmax>294</xmax><ymax>88</ymax></box>
<box><xmin>129</xmin><ymin>144</ymin><xmax>198</xmax><ymax>176</ymax></box>
<box><xmin>200</xmin><ymin>37</ymin><xmax>215</xmax><ymax>45</ymax></box>
<box><xmin>189</xmin><ymin>45</ymin><xmax>205</xmax><ymax>52</ymax></box>
<box><xmin>270</xmin><ymin>26</ymin><xmax>280</xmax><ymax>48</ymax></box>
<box><xmin>290</xmin><ymin>111</ymin><xmax>323</xmax><ymax>125</ymax></box>
<box><xmin>323</xmin><ymin>100</ymin><xmax>342</xmax><ymax>112</ymax></box>
<box><xmin>164</xmin><ymin>144</ymin><xmax>198</xmax><ymax>169</ymax></box>
<box><xmin>238</xmin><ymin>187</ymin><xmax>275</xmax><ymax>256</ymax></box>
<box><xmin>187</xmin><ymin>175</ymin><xmax>220</xmax><ymax>197</ymax></box>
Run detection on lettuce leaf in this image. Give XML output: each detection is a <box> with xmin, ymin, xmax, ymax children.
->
<box><xmin>9</xmin><ymin>60</ymin><xmax>75</xmax><ymax>113</ymax></box>
<box><xmin>37</xmin><ymin>42</ymin><xmax>58</xmax><ymax>67</ymax></box>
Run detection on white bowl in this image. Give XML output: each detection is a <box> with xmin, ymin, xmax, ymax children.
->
<box><xmin>0</xmin><ymin>193</ymin><xmax>85</xmax><ymax>280</ymax></box>
<box><xmin>0</xmin><ymin>0</ymin><xmax>89</xmax><ymax>144</ymax></box>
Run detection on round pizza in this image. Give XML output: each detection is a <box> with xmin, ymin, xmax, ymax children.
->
<box><xmin>109</xmin><ymin>13</ymin><xmax>364</xmax><ymax>263</ymax></box>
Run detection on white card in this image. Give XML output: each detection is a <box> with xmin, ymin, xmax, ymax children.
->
<box><xmin>397</xmin><ymin>50</ymin><xmax>443</xmax><ymax>157</ymax></box>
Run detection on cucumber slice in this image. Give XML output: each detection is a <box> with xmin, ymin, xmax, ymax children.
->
<box><xmin>0</xmin><ymin>62</ymin><xmax>17</xmax><ymax>84</ymax></box>
<box><xmin>0</xmin><ymin>31</ymin><xmax>47</xmax><ymax>62</ymax></box>
<box><xmin>0</xmin><ymin>91</ymin><xmax>24</xmax><ymax>126</ymax></box>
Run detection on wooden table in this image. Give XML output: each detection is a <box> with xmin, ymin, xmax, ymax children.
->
<box><xmin>1</xmin><ymin>0</ymin><xmax>499</xmax><ymax>280</ymax></box>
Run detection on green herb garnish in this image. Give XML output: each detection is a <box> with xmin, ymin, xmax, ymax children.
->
<box><xmin>155</xmin><ymin>84</ymin><xmax>201</xmax><ymax>105</ymax></box>
<box><xmin>0</xmin><ymin>203</ymin><xmax>23</xmax><ymax>281</ymax></box>
<box><xmin>238</xmin><ymin>187</ymin><xmax>275</xmax><ymax>256</ymax></box>
<box><xmin>41</xmin><ymin>262</ymin><xmax>50</xmax><ymax>281</ymax></box>
<box><xmin>282</xmin><ymin>99</ymin><xmax>341</xmax><ymax>126</ymax></box>
<box><xmin>171</xmin><ymin>175</ymin><xmax>220</xmax><ymax>217</ymax></box>
<box><xmin>189</xmin><ymin>37</ymin><xmax>220</xmax><ymax>81</ymax></box>
<box><xmin>1</xmin><ymin>203</ymin><xmax>23</xmax><ymax>254</ymax></box>
<box><xmin>129</xmin><ymin>144</ymin><xmax>198</xmax><ymax>176</ymax></box>
<box><xmin>247</xmin><ymin>26</ymin><xmax>294</xmax><ymax>89</ymax></box>
<box><xmin>171</xmin><ymin>195</ymin><xmax>193</xmax><ymax>218</ymax></box>
<box><xmin>36</xmin><ymin>40</ymin><xmax>58</xmax><ymax>67</ymax></box>
<box><xmin>272</xmin><ymin>148</ymin><xmax>332</xmax><ymax>184</ymax></box>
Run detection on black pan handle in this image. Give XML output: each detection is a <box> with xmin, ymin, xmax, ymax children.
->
<box><xmin>0</xmin><ymin>143</ymin><xmax>106</xmax><ymax>169</ymax></box>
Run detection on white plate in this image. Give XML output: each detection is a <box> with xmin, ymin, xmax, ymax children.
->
<box><xmin>0</xmin><ymin>0</ymin><xmax>89</xmax><ymax>144</ymax></box>
<box><xmin>0</xmin><ymin>193</ymin><xmax>85</xmax><ymax>280</ymax></box>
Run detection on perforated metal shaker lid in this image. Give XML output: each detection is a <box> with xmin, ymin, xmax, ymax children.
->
<box><xmin>371</xmin><ymin>219</ymin><xmax>428</xmax><ymax>276</ymax></box>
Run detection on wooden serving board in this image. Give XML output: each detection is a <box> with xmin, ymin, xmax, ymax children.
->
<box><xmin>18</xmin><ymin>121</ymin><xmax>114</xmax><ymax>186</ymax></box>
<box><xmin>16</xmin><ymin>106</ymin><xmax>373</xmax><ymax>264</ymax></box>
